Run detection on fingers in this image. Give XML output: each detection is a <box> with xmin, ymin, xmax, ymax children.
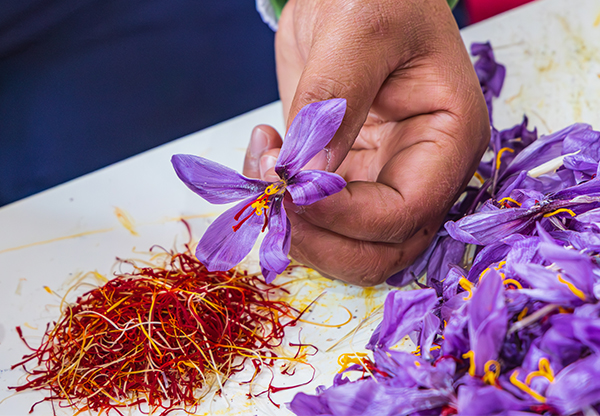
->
<box><xmin>286</xmin><ymin>208</ymin><xmax>433</xmax><ymax>286</ymax></box>
<box><xmin>293</xmin><ymin>112</ymin><xmax>489</xmax><ymax>243</ymax></box>
<box><xmin>243</xmin><ymin>125</ymin><xmax>282</xmax><ymax>179</ymax></box>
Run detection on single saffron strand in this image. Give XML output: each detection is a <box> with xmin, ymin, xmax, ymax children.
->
<box><xmin>503</xmin><ymin>278</ymin><xmax>523</xmax><ymax>289</ymax></box>
<box><xmin>482</xmin><ymin>360</ymin><xmax>501</xmax><ymax>386</ymax></box>
<box><xmin>298</xmin><ymin>305</ymin><xmax>353</xmax><ymax>328</ymax></box>
<box><xmin>542</xmin><ymin>208</ymin><xmax>576</xmax><ymax>218</ymax></box>
<box><xmin>462</xmin><ymin>350</ymin><xmax>476</xmax><ymax>376</ymax></box>
<box><xmin>525</xmin><ymin>358</ymin><xmax>554</xmax><ymax>384</ymax></box>
<box><xmin>557</xmin><ymin>274</ymin><xmax>586</xmax><ymax>300</ymax></box>
<box><xmin>459</xmin><ymin>278</ymin><xmax>474</xmax><ymax>300</ymax></box>
<box><xmin>495</xmin><ymin>147</ymin><xmax>515</xmax><ymax>170</ymax></box>
<box><xmin>497</xmin><ymin>197</ymin><xmax>522</xmax><ymax>207</ymax></box>
<box><xmin>510</xmin><ymin>370</ymin><xmax>547</xmax><ymax>403</ymax></box>
<box><xmin>517</xmin><ymin>307</ymin><xmax>529</xmax><ymax>321</ymax></box>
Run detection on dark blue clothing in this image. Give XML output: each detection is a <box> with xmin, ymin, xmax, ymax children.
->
<box><xmin>0</xmin><ymin>0</ymin><xmax>278</xmax><ymax>206</ymax></box>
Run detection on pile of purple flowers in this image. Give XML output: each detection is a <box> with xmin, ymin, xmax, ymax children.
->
<box><xmin>290</xmin><ymin>44</ymin><xmax>600</xmax><ymax>416</ymax></box>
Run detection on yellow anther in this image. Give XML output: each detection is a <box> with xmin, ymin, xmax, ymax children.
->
<box><xmin>497</xmin><ymin>197</ymin><xmax>522</xmax><ymax>207</ymax></box>
<box><xmin>558</xmin><ymin>306</ymin><xmax>573</xmax><ymax>314</ymax></box>
<box><xmin>496</xmin><ymin>147</ymin><xmax>515</xmax><ymax>170</ymax></box>
<box><xmin>517</xmin><ymin>307</ymin><xmax>528</xmax><ymax>321</ymax></box>
<box><xmin>459</xmin><ymin>278</ymin><xmax>474</xmax><ymax>300</ymax></box>
<box><xmin>264</xmin><ymin>184</ymin><xmax>281</xmax><ymax>195</ymax></box>
<box><xmin>543</xmin><ymin>208</ymin><xmax>576</xmax><ymax>218</ymax></box>
<box><xmin>495</xmin><ymin>261</ymin><xmax>507</xmax><ymax>270</ymax></box>
<box><xmin>525</xmin><ymin>358</ymin><xmax>554</xmax><ymax>384</ymax></box>
<box><xmin>510</xmin><ymin>370</ymin><xmax>547</xmax><ymax>403</ymax></box>
<box><xmin>251</xmin><ymin>199</ymin><xmax>268</xmax><ymax>215</ymax></box>
<box><xmin>473</xmin><ymin>171</ymin><xmax>485</xmax><ymax>184</ymax></box>
<box><xmin>462</xmin><ymin>350</ymin><xmax>476</xmax><ymax>377</ymax></box>
<box><xmin>411</xmin><ymin>345</ymin><xmax>421</xmax><ymax>356</ymax></box>
<box><xmin>478</xmin><ymin>268</ymin><xmax>491</xmax><ymax>282</ymax></box>
<box><xmin>503</xmin><ymin>278</ymin><xmax>523</xmax><ymax>289</ymax></box>
<box><xmin>482</xmin><ymin>360</ymin><xmax>501</xmax><ymax>386</ymax></box>
<box><xmin>430</xmin><ymin>345</ymin><xmax>441</xmax><ymax>351</ymax></box>
<box><xmin>414</xmin><ymin>361</ymin><xmax>421</xmax><ymax>367</ymax></box>
<box><xmin>337</xmin><ymin>352</ymin><xmax>368</xmax><ymax>373</ymax></box>
<box><xmin>557</xmin><ymin>274</ymin><xmax>586</xmax><ymax>300</ymax></box>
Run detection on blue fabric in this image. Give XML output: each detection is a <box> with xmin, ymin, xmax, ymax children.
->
<box><xmin>0</xmin><ymin>0</ymin><xmax>278</xmax><ymax>206</ymax></box>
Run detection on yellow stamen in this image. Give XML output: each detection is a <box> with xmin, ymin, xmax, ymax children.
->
<box><xmin>558</xmin><ymin>306</ymin><xmax>573</xmax><ymax>314</ymax></box>
<box><xmin>496</xmin><ymin>147</ymin><xmax>515</xmax><ymax>170</ymax></box>
<box><xmin>414</xmin><ymin>361</ymin><xmax>421</xmax><ymax>367</ymax></box>
<box><xmin>478</xmin><ymin>268</ymin><xmax>490</xmax><ymax>282</ymax></box>
<box><xmin>503</xmin><ymin>278</ymin><xmax>523</xmax><ymax>289</ymax></box>
<box><xmin>459</xmin><ymin>278</ymin><xmax>474</xmax><ymax>300</ymax></box>
<box><xmin>510</xmin><ymin>370</ymin><xmax>547</xmax><ymax>403</ymax></box>
<box><xmin>430</xmin><ymin>345</ymin><xmax>441</xmax><ymax>351</ymax></box>
<box><xmin>473</xmin><ymin>171</ymin><xmax>485</xmax><ymax>184</ymax></box>
<box><xmin>543</xmin><ymin>208</ymin><xmax>576</xmax><ymax>218</ymax></box>
<box><xmin>264</xmin><ymin>184</ymin><xmax>280</xmax><ymax>195</ymax></box>
<box><xmin>482</xmin><ymin>360</ymin><xmax>501</xmax><ymax>386</ymax></box>
<box><xmin>337</xmin><ymin>352</ymin><xmax>368</xmax><ymax>373</ymax></box>
<box><xmin>497</xmin><ymin>197</ymin><xmax>522</xmax><ymax>207</ymax></box>
<box><xmin>525</xmin><ymin>358</ymin><xmax>554</xmax><ymax>384</ymax></box>
<box><xmin>411</xmin><ymin>345</ymin><xmax>421</xmax><ymax>356</ymax></box>
<box><xmin>462</xmin><ymin>350</ymin><xmax>476</xmax><ymax>376</ymax></box>
<box><xmin>495</xmin><ymin>261</ymin><xmax>507</xmax><ymax>270</ymax></box>
<box><xmin>557</xmin><ymin>274</ymin><xmax>586</xmax><ymax>300</ymax></box>
<box><xmin>517</xmin><ymin>307</ymin><xmax>529</xmax><ymax>321</ymax></box>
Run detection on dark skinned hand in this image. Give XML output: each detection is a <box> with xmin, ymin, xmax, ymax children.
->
<box><xmin>243</xmin><ymin>0</ymin><xmax>490</xmax><ymax>286</ymax></box>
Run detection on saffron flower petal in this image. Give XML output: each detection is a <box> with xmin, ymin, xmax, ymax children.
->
<box><xmin>259</xmin><ymin>200</ymin><xmax>291</xmax><ymax>283</ymax></box>
<box><xmin>195</xmin><ymin>196</ymin><xmax>264</xmax><ymax>271</ymax></box>
<box><xmin>172</xmin><ymin>154</ymin><xmax>268</xmax><ymax>204</ymax></box>
<box><xmin>367</xmin><ymin>288</ymin><xmax>438</xmax><ymax>351</ymax></box>
<box><xmin>546</xmin><ymin>355</ymin><xmax>600</xmax><ymax>415</ymax></box>
<box><xmin>287</xmin><ymin>170</ymin><xmax>347</xmax><ymax>206</ymax></box>
<box><xmin>275</xmin><ymin>99</ymin><xmax>346</xmax><ymax>178</ymax></box>
<box><xmin>468</xmin><ymin>268</ymin><xmax>507</xmax><ymax>375</ymax></box>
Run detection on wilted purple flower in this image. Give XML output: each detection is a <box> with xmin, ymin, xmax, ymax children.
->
<box><xmin>367</xmin><ymin>288</ymin><xmax>438</xmax><ymax>351</ymax></box>
<box><xmin>172</xmin><ymin>99</ymin><xmax>347</xmax><ymax>282</ymax></box>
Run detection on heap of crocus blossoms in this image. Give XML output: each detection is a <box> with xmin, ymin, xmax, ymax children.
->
<box><xmin>289</xmin><ymin>43</ymin><xmax>600</xmax><ymax>416</ymax></box>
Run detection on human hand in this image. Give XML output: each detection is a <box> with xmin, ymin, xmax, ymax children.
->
<box><xmin>244</xmin><ymin>0</ymin><xmax>490</xmax><ymax>286</ymax></box>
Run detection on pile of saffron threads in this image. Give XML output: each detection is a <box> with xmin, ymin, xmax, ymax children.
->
<box><xmin>11</xmin><ymin>246</ymin><xmax>311</xmax><ymax>415</ymax></box>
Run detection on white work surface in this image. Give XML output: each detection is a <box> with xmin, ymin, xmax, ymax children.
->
<box><xmin>1</xmin><ymin>0</ymin><xmax>600</xmax><ymax>414</ymax></box>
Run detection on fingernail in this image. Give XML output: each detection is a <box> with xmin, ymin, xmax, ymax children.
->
<box><xmin>249</xmin><ymin>127</ymin><xmax>269</xmax><ymax>159</ymax></box>
<box><xmin>303</xmin><ymin>149</ymin><xmax>329</xmax><ymax>171</ymax></box>
<box><xmin>260</xmin><ymin>155</ymin><xmax>278</xmax><ymax>181</ymax></box>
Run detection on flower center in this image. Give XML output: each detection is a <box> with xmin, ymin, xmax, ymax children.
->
<box><xmin>232</xmin><ymin>183</ymin><xmax>285</xmax><ymax>232</ymax></box>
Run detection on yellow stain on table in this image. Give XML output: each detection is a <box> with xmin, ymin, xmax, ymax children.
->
<box><xmin>114</xmin><ymin>207</ymin><xmax>139</xmax><ymax>236</ymax></box>
<box><xmin>15</xmin><ymin>278</ymin><xmax>26</xmax><ymax>295</ymax></box>
<box><xmin>594</xmin><ymin>12</ymin><xmax>600</xmax><ymax>27</ymax></box>
<box><xmin>0</xmin><ymin>227</ymin><xmax>114</xmax><ymax>255</ymax></box>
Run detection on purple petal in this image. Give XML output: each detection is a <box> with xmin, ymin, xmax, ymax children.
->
<box><xmin>287</xmin><ymin>170</ymin><xmax>346</xmax><ymax>206</ymax></box>
<box><xmin>195</xmin><ymin>196</ymin><xmax>263</xmax><ymax>271</ymax></box>
<box><xmin>367</xmin><ymin>289</ymin><xmax>438</xmax><ymax>351</ymax></box>
<box><xmin>514</xmin><ymin>263</ymin><xmax>587</xmax><ymax>306</ymax></box>
<box><xmin>502</xmin><ymin>124</ymin><xmax>586</xmax><ymax>180</ymax></box>
<box><xmin>457</xmin><ymin>384</ymin><xmax>530</xmax><ymax>415</ymax></box>
<box><xmin>546</xmin><ymin>355</ymin><xmax>600</xmax><ymax>415</ymax></box>
<box><xmin>445</xmin><ymin>207</ymin><xmax>535</xmax><ymax>245</ymax></box>
<box><xmin>172</xmin><ymin>154</ymin><xmax>268</xmax><ymax>204</ymax></box>
<box><xmin>468</xmin><ymin>268</ymin><xmax>507</xmax><ymax>374</ymax></box>
<box><xmin>259</xmin><ymin>199</ymin><xmax>291</xmax><ymax>283</ymax></box>
<box><xmin>426</xmin><ymin>237</ymin><xmax>465</xmax><ymax>296</ymax></box>
<box><xmin>275</xmin><ymin>99</ymin><xmax>346</xmax><ymax>178</ymax></box>
<box><xmin>538</xmin><ymin>242</ymin><xmax>596</xmax><ymax>296</ymax></box>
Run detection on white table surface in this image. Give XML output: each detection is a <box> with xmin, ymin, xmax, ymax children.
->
<box><xmin>1</xmin><ymin>0</ymin><xmax>600</xmax><ymax>414</ymax></box>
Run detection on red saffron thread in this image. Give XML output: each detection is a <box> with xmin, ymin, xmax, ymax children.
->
<box><xmin>10</xmin><ymin>243</ymin><xmax>312</xmax><ymax>415</ymax></box>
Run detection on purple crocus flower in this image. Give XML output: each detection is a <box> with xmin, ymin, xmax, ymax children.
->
<box><xmin>172</xmin><ymin>99</ymin><xmax>347</xmax><ymax>282</ymax></box>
